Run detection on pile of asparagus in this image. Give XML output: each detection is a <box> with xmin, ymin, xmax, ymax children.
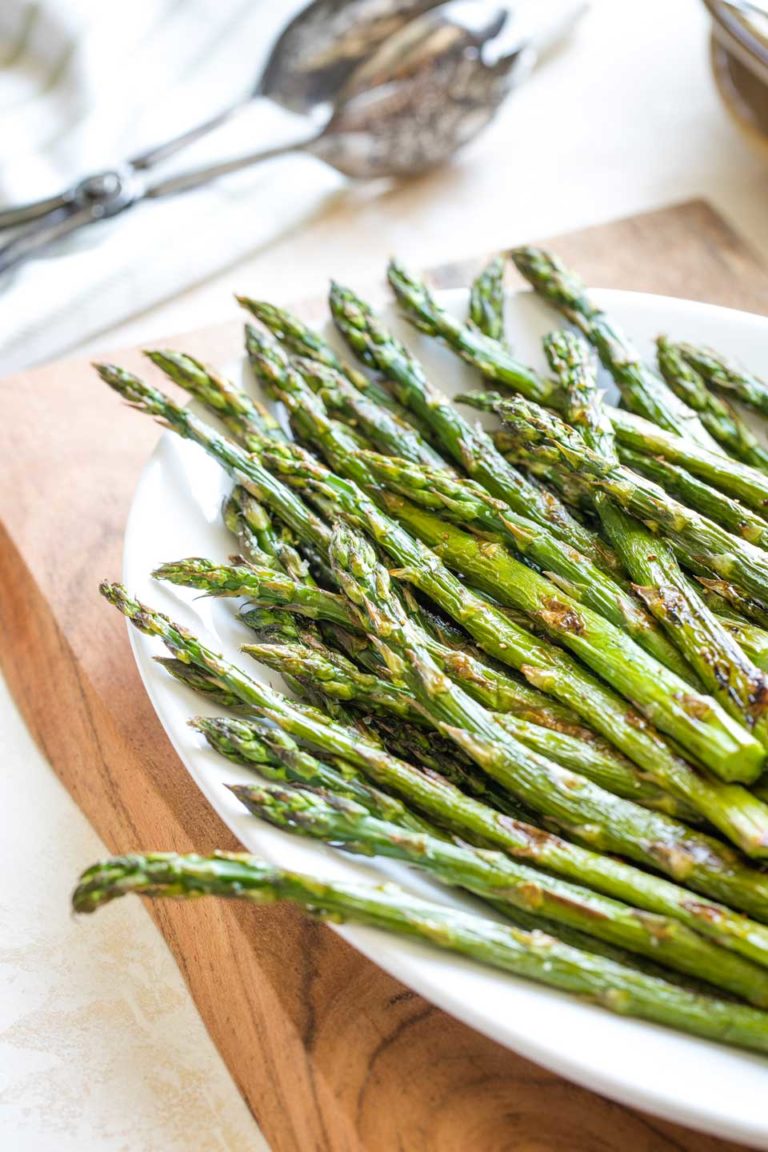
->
<box><xmin>73</xmin><ymin>248</ymin><xmax>768</xmax><ymax>1054</ymax></box>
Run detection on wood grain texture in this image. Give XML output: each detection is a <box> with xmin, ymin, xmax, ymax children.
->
<box><xmin>0</xmin><ymin>199</ymin><xmax>764</xmax><ymax>1152</ymax></box>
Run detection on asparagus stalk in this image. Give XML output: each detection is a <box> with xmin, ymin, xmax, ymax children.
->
<box><xmin>716</xmin><ymin>617</ymin><xmax>768</xmax><ymax>675</ymax></box>
<box><xmin>327</xmin><ymin>280</ymin><xmax>614</xmax><ymax>570</ymax></box>
<box><xmin>608</xmin><ymin>406</ymin><xmax>768</xmax><ymax>520</ymax></box>
<box><xmin>492</xmin><ymin>393</ymin><xmax>768</xmax><ymax>612</ymax></box>
<box><xmin>223</xmin><ymin>487</ymin><xmax>276</xmax><ymax>566</ymax></box>
<box><xmin>678</xmin><ymin>342</ymin><xmax>768</xmax><ymax>420</ymax></box>
<box><xmin>546</xmin><ymin>329</ymin><xmax>768</xmax><ymax>747</ymax></box>
<box><xmin>156</xmin><ymin>656</ymin><xmax>245</xmax><ymax>709</ymax></box>
<box><xmin>508</xmin><ymin>247</ymin><xmax>718</xmax><ymax>449</ymax></box>
<box><xmin>224</xmin><ymin>485</ymin><xmax>315</xmax><ymax>583</ymax></box>
<box><xmin>324</xmin><ymin>526</ymin><xmax>768</xmax><ymax>921</ymax></box>
<box><xmin>244</xmin><ymin>636</ymin><xmax>416</xmax><ymax>719</ymax></box>
<box><xmin>154</xmin><ymin>557</ymin><xmax>598</xmax><ymax>737</ymax></box>
<box><xmin>72</xmin><ymin>852</ymin><xmax>768</xmax><ymax>1054</ymax></box>
<box><xmin>244</xmin><ymin>632</ymin><xmax>706</xmax><ymax>818</ymax></box>
<box><xmin>96</xmin><ymin>363</ymin><xmax>334</xmax><ymax>556</ymax></box>
<box><xmin>188</xmin><ymin>330</ymin><xmax>682</xmax><ymax>675</ymax></box>
<box><xmin>234</xmin><ymin>780</ymin><xmax>768</xmax><ymax>1006</ymax></box>
<box><xmin>469</xmin><ymin>256</ymin><xmax>506</xmax><ymax>341</ymax></box>
<box><xmin>240</xmin><ymin>330</ymin><xmax>761</xmax><ymax>781</ymax></box>
<box><xmin>493</xmin><ymin>416</ymin><xmax>768</xmax><ymax>629</ymax></box>
<box><xmin>157</xmin><ymin>556</ymin><xmax>700</xmax><ymax>822</ymax></box>
<box><xmin>192</xmin><ymin>713</ymin><xmax>430</xmax><ymax>832</ymax></box>
<box><xmin>255</xmin><ymin>436</ymin><xmax>768</xmax><ymax>852</ymax></box>
<box><xmin>657</xmin><ymin>337</ymin><xmax>768</xmax><ymax>473</ymax></box>
<box><xmin>235</xmin><ymin>296</ymin><xmax>429</xmax><ymax>428</ymax></box>
<box><xmin>357</xmin><ymin>447</ymin><xmax>692</xmax><ymax>678</ymax></box>
<box><xmin>145</xmin><ymin>349</ymin><xmax>284</xmax><ymax>441</ymax></box>
<box><xmin>293</xmin><ymin>355</ymin><xmax>446</xmax><ymax>468</ymax></box>
<box><xmin>387</xmin><ymin>259</ymin><xmax>552</xmax><ymax>401</ymax></box>
<box><xmin>99</xmin><ymin>368</ymin><xmax>768</xmax><ymax>848</ymax></box>
<box><xmin>100</xmin><ymin>583</ymin><xmax>768</xmax><ymax>936</ymax></box>
<box><xmin>378</xmin><ymin>490</ymin><xmax>763</xmax><ymax>783</ymax></box>
<box><xmin>618</xmin><ymin>448</ymin><xmax>768</xmax><ymax>552</ymax></box>
<box><xmin>602</xmin><ymin>502</ymin><xmax>768</xmax><ymax>745</ymax></box>
<box><xmin>695</xmin><ymin>577</ymin><xmax>768</xmax><ymax>630</ymax></box>
<box><xmin>350</xmin><ymin>709</ymin><xmax>528</xmax><ymax>817</ymax></box>
<box><xmin>155</xmin><ymin>557</ymin><xmax>353</xmax><ymax>623</ymax></box>
<box><xmin>461</xmin><ymin>379</ymin><xmax>768</xmax><ymax>524</ymax></box>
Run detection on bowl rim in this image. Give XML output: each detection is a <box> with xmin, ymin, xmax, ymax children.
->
<box><xmin>705</xmin><ymin>0</ymin><xmax>768</xmax><ymax>84</ymax></box>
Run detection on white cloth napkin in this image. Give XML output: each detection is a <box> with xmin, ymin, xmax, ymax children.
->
<box><xmin>0</xmin><ymin>0</ymin><xmax>342</xmax><ymax>375</ymax></box>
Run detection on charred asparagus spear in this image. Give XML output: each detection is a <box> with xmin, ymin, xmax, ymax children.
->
<box><xmin>678</xmin><ymin>342</ymin><xmax>768</xmax><ymax>420</ymax></box>
<box><xmin>491</xmin><ymin>393</ymin><xmax>768</xmax><ymax>613</ymax></box>
<box><xmin>327</xmin><ymin>280</ymin><xmax>613</xmax><ymax>569</ymax></box>
<box><xmin>469</xmin><ymin>256</ymin><xmax>506</xmax><ymax>342</ymax></box>
<box><xmin>657</xmin><ymin>336</ymin><xmax>768</xmax><ymax>474</ymax></box>
<box><xmin>192</xmin><ymin>713</ymin><xmax>428</xmax><ymax>833</ymax></box>
<box><xmin>100</xmin><ymin>583</ymin><xmax>768</xmax><ymax>935</ymax></box>
<box><xmin>145</xmin><ymin>349</ymin><xmax>283</xmax><ymax>440</ymax></box>
<box><xmin>72</xmin><ymin>852</ymin><xmax>768</xmax><ymax>1054</ymax></box>
<box><xmin>507</xmin><ymin>247</ymin><xmax>718</xmax><ymax>448</ymax></box>
<box><xmin>544</xmin><ymin>328</ymin><xmax>768</xmax><ymax>748</ymax></box>
<box><xmin>617</xmin><ymin>448</ymin><xmax>768</xmax><ymax>552</ymax></box>
<box><xmin>174</xmin><ymin>330</ymin><xmax>682</xmax><ymax>676</ymax></box>
<box><xmin>470</xmin><ymin>383</ymin><xmax>768</xmax><ymax>524</ymax></box>
<box><xmin>98</xmin><ymin>368</ymin><xmax>768</xmax><ymax>850</ymax></box>
<box><xmin>243</xmin><ymin>631</ymin><xmax>689</xmax><ymax>816</ymax></box>
<box><xmin>293</xmin><ymin>355</ymin><xmax>446</xmax><ymax>467</ymax></box>
<box><xmin>235</xmin><ymin>295</ymin><xmax>433</xmax><ymax>433</ymax></box>
<box><xmin>356</xmin><ymin>447</ymin><xmax>691</xmax><ymax>678</ymax></box>
<box><xmin>608</xmin><ymin>406</ymin><xmax>768</xmax><ymax>520</ymax></box>
<box><xmin>234</xmin><ymin>781</ymin><xmax>768</xmax><ymax>1005</ymax></box>
<box><xmin>241</xmin><ymin>332</ymin><xmax>761</xmax><ymax>783</ymax></box>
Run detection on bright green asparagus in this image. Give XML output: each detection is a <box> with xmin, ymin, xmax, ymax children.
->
<box><xmin>253</xmin><ymin>434</ymin><xmax>768</xmax><ymax>850</ymax></box>
<box><xmin>544</xmin><ymin>328</ymin><xmax>768</xmax><ymax>747</ymax></box>
<box><xmin>678</xmin><ymin>342</ymin><xmax>768</xmax><ymax>420</ymax></box>
<box><xmin>617</xmin><ymin>448</ymin><xmax>768</xmax><ymax>552</ymax></box>
<box><xmin>99</xmin><ymin>582</ymin><xmax>768</xmax><ymax>933</ymax></box>
<box><xmin>240</xmin><ymin>333</ymin><xmax>760</xmax><ymax>782</ymax></box>
<box><xmin>98</xmin><ymin>367</ymin><xmax>768</xmax><ymax>850</ymax></box>
<box><xmin>357</xmin><ymin>447</ymin><xmax>692</xmax><ymax>678</ymax></box>
<box><xmin>235</xmin><ymin>780</ymin><xmax>768</xmax><ymax>1005</ymax></box>
<box><xmin>243</xmin><ymin>631</ymin><xmax>690</xmax><ymax>815</ymax></box>
<box><xmin>72</xmin><ymin>852</ymin><xmax>768</xmax><ymax>1054</ymax></box>
<box><xmin>154</xmin><ymin>557</ymin><xmax>604</xmax><ymax>740</ymax></box>
<box><xmin>491</xmin><ymin>392</ymin><xmax>768</xmax><ymax>612</ymax></box>
<box><xmin>657</xmin><ymin>336</ymin><xmax>768</xmax><ymax>473</ymax></box>
<box><xmin>327</xmin><ymin>280</ymin><xmax>614</xmax><ymax>569</ymax></box>
<box><xmin>508</xmin><ymin>246</ymin><xmax>718</xmax><ymax>448</ymax></box>
<box><xmin>469</xmin><ymin>256</ymin><xmax>506</xmax><ymax>342</ymax></box>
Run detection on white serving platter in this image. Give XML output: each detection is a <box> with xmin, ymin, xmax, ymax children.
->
<box><xmin>123</xmin><ymin>286</ymin><xmax>768</xmax><ymax>1149</ymax></box>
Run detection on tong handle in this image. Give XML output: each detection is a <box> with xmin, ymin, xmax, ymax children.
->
<box><xmin>0</xmin><ymin>170</ymin><xmax>140</xmax><ymax>275</ymax></box>
<box><xmin>0</xmin><ymin>189</ymin><xmax>74</xmax><ymax>231</ymax></box>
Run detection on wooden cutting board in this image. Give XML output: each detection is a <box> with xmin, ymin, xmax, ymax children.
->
<box><xmin>2</xmin><ymin>199</ymin><xmax>766</xmax><ymax>1152</ymax></box>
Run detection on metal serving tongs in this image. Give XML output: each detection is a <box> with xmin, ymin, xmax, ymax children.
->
<box><xmin>0</xmin><ymin>0</ymin><xmax>445</xmax><ymax>273</ymax></box>
<box><xmin>0</xmin><ymin>0</ymin><xmax>584</xmax><ymax>278</ymax></box>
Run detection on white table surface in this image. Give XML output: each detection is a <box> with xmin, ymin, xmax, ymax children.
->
<box><xmin>2</xmin><ymin>2</ymin><xmax>768</xmax><ymax>1149</ymax></box>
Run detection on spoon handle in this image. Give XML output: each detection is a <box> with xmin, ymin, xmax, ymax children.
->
<box><xmin>0</xmin><ymin>95</ymin><xmax>253</xmax><ymax>237</ymax></box>
<box><xmin>128</xmin><ymin>96</ymin><xmax>250</xmax><ymax>172</ymax></box>
<box><xmin>0</xmin><ymin>132</ymin><xmax>322</xmax><ymax>282</ymax></box>
<box><xmin>144</xmin><ymin>133</ymin><xmax>323</xmax><ymax>199</ymax></box>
